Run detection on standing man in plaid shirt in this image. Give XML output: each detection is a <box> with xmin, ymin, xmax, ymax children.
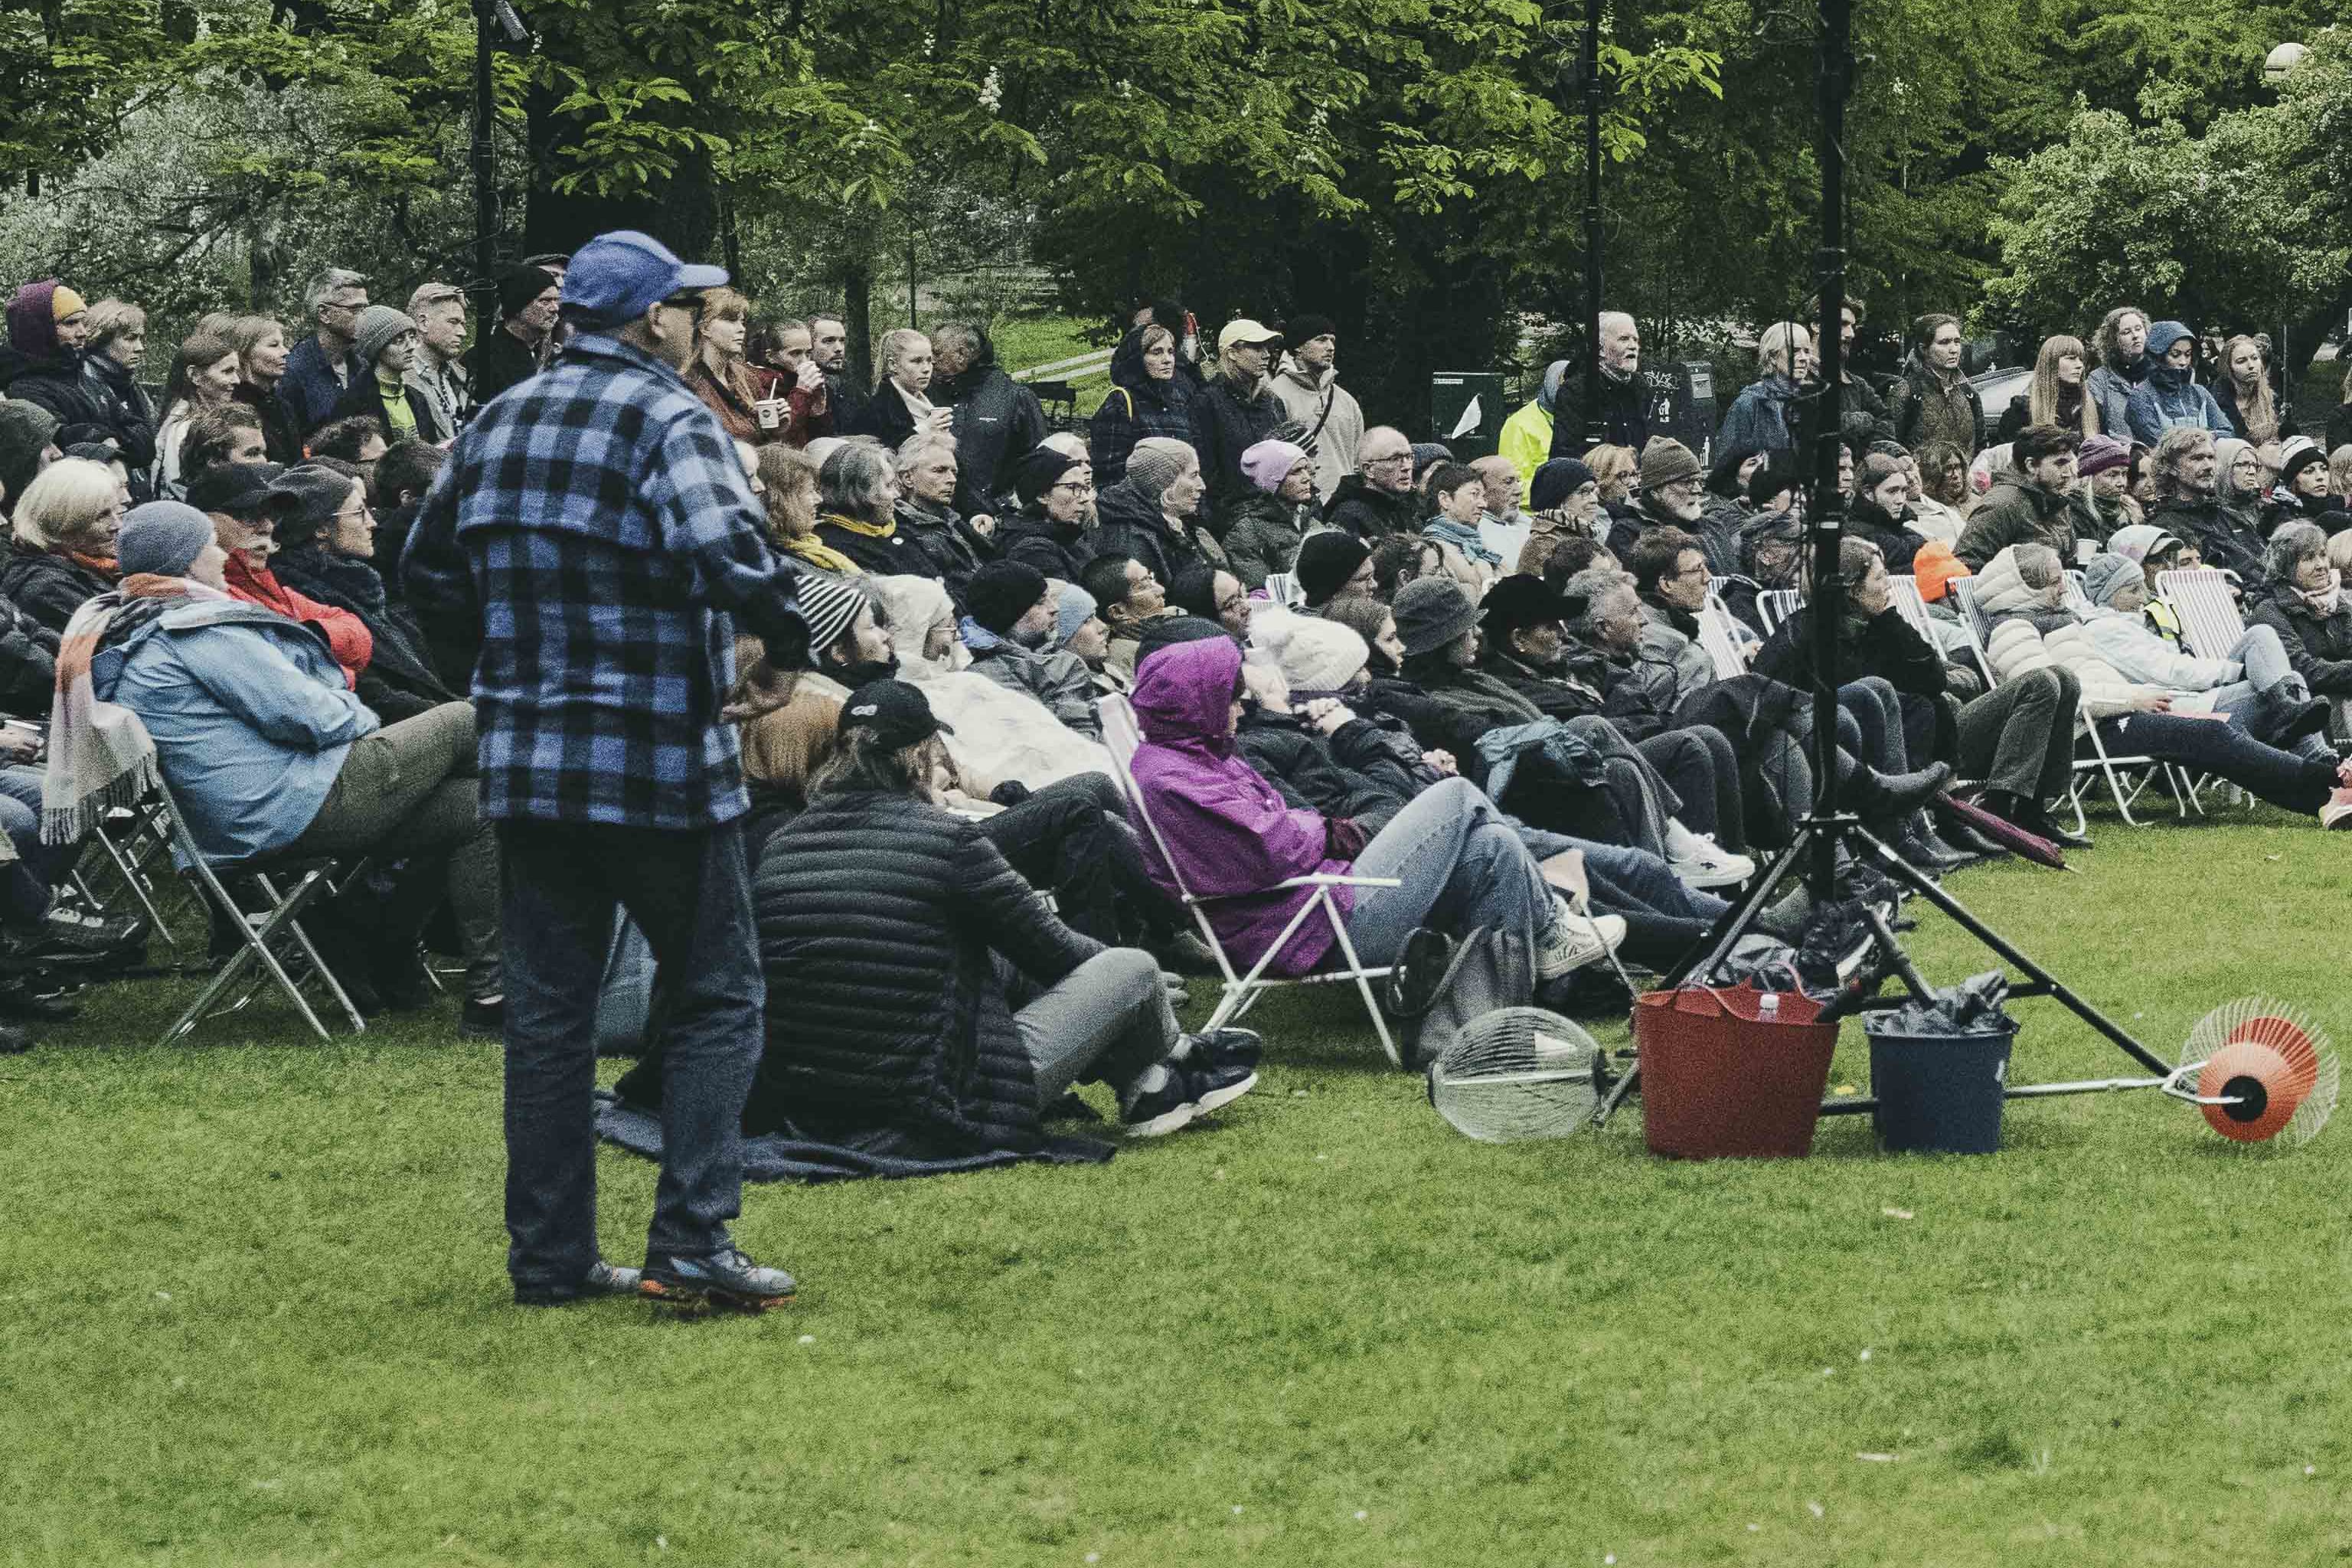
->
<box><xmin>407</xmin><ymin>231</ymin><xmax>808</xmax><ymax>1314</ymax></box>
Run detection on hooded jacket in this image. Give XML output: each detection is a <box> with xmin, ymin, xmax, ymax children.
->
<box><xmin>0</xmin><ymin>399</ymin><xmax>60</xmax><ymax>510</ymax></box>
<box><xmin>1893</xmin><ymin>353</ymin><xmax>1985</xmax><ymax>457</ymax></box>
<box><xmin>1264</xmin><ymin>354</ymin><xmax>1364</xmax><ymax>501</ymax></box>
<box><xmin>1087</xmin><ymin>328</ymin><xmax>1197</xmax><ymax>490</ymax></box>
<box><xmin>1844</xmin><ymin>493</ymin><xmax>1929</xmax><ymax>574</ymax></box>
<box><xmin>1</xmin><ymin>283</ymin><xmax>109</xmax><ymax>443</ymax></box>
<box><xmin>749</xmin><ymin>788</ymin><xmax>1094</xmax><ymax>1154</ymax></box>
<box><xmin>1971</xmin><ymin>547</ymin><xmax>2146</xmax><ymax>718</ymax></box>
<box><xmin>2124</xmin><ymin>324</ymin><xmax>2232</xmax><ymax>447</ymax></box>
<box><xmin>934</xmin><ymin>328</ymin><xmax>1049</xmax><ymax>517</ymax></box>
<box><xmin>1321</xmin><ymin>472</ymin><xmax>1421</xmax><ymax>543</ymax></box>
<box><xmin>1127</xmin><ymin>636</ymin><xmax>1354</xmax><ymax>977</ymax></box>
<box><xmin>960</xmin><ymin>617</ymin><xmax>1102</xmax><ymax>737</ymax></box>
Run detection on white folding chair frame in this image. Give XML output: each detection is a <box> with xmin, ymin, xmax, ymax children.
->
<box><xmin>1694</xmin><ymin>594</ymin><xmax>1749</xmax><ymax>681</ymax></box>
<box><xmin>2154</xmin><ymin>568</ymin><xmax>2246</xmax><ymax>662</ymax></box>
<box><xmin>1099</xmin><ymin>696</ymin><xmax>1405</xmax><ymax>1065</ymax></box>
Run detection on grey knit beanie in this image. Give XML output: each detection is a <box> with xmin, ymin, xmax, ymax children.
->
<box><xmin>1392</xmin><ymin>576</ymin><xmax>1480</xmax><ymax>658</ymax></box>
<box><xmin>1125</xmin><ymin>439</ymin><xmax>1194</xmax><ymax>506</ymax></box>
<box><xmin>118</xmin><ymin>501</ymin><xmax>217</xmax><ymax>578</ymax></box>
<box><xmin>2081</xmin><ymin>552</ymin><xmax>2141</xmax><ymax>609</ymax></box>
<box><xmin>353</xmin><ymin>305</ymin><xmax>421</xmax><ymax>365</ymax></box>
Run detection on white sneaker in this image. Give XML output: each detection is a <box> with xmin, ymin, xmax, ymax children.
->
<box><xmin>1537</xmin><ymin>903</ymin><xmax>1627</xmax><ymax>980</ymax></box>
<box><xmin>1667</xmin><ymin>831</ymin><xmax>1756</xmax><ymax>890</ymax></box>
<box><xmin>2322</xmin><ymin>787</ymin><xmax>2352</xmax><ymax>831</ymax></box>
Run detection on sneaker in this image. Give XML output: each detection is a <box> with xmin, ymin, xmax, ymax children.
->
<box><xmin>1187</xmin><ymin>1060</ymin><xmax>1259</xmax><ymax>1116</ymax></box>
<box><xmin>461</xmin><ymin>995</ymin><xmax>504</xmax><ymax>1038</ymax></box>
<box><xmin>1176</xmin><ymin>1026</ymin><xmax>1263</xmax><ymax>1076</ymax></box>
<box><xmin>1536</xmin><ymin>903</ymin><xmax>1626</xmax><ymax>981</ymax></box>
<box><xmin>1119</xmin><ymin>1063</ymin><xmax>1200</xmax><ymax>1138</ymax></box>
<box><xmin>514</xmin><ymin>1259</ymin><xmax>642</xmax><ymax>1308</ymax></box>
<box><xmin>1667</xmin><ymin>833</ymin><xmax>1756</xmax><ymax>890</ymax></box>
<box><xmin>2323</xmin><ymin>787</ymin><xmax>2352</xmax><ymax>830</ymax></box>
<box><xmin>41</xmin><ymin>906</ymin><xmax>147</xmax><ymax>952</ymax></box>
<box><xmin>640</xmin><ymin>1247</ymin><xmax>796</xmax><ymax>1314</ymax></box>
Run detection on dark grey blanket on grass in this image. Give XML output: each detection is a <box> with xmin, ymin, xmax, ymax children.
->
<box><xmin>592</xmin><ymin>1089</ymin><xmax>1112</xmax><ymax>1184</ymax></box>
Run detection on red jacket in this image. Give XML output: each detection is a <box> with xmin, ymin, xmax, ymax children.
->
<box><xmin>224</xmin><ymin>551</ymin><xmax>372</xmax><ymax>687</ymax></box>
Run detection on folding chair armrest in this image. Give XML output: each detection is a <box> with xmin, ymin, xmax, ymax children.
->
<box><xmin>1274</xmin><ymin>873</ymin><xmax>1404</xmax><ymax>890</ymax></box>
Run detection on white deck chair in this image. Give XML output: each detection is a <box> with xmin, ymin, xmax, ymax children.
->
<box><xmin>1694</xmin><ymin>594</ymin><xmax>1750</xmax><ymax>680</ymax></box>
<box><xmin>1098</xmin><ymin>694</ymin><xmax>1404</xmax><ymax>1065</ymax></box>
<box><xmin>1950</xmin><ymin>579</ymin><xmax>2190</xmax><ymax>831</ymax></box>
<box><xmin>1754</xmin><ymin>589</ymin><xmax>1803</xmax><ymax>635</ymax></box>
<box><xmin>1260</xmin><ymin>572</ymin><xmax>1305</xmax><ymax>611</ymax></box>
<box><xmin>2154</xmin><ymin>567</ymin><xmax>2247</xmax><ymax>661</ymax></box>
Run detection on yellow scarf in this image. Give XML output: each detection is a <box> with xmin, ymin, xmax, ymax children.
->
<box><xmin>819</xmin><ymin>511</ymin><xmax>895</xmax><ymax>540</ymax></box>
<box><xmin>780</xmin><ymin>533</ymin><xmax>861</xmax><ymax>575</ymax></box>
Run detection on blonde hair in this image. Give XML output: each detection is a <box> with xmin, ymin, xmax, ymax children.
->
<box><xmin>2028</xmin><ymin>335</ymin><xmax>2098</xmax><ymax>436</ymax></box>
<box><xmin>81</xmin><ymin>299</ymin><xmax>146</xmax><ymax>352</ymax></box>
<box><xmin>2327</xmin><ymin>528</ymin><xmax>2352</xmax><ymax>577</ymax></box>
<box><xmin>1756</xmin><ymin>321</ymin><xmax>1811</xmax><ymax>376</ymax></box>
<box><xmin>2220</xmin><ymin>335</ymin><xmax>2278</xmax><ymax>443</ymax></box>
<box><xmin>753</xmin><ymin>443</ymin><xmax>821</xmax><ymax>544</ymax></box>
<box><xmin>2331</xmin><ymin>444</ymin><xmax>2352</xmax><ymax>508</ymax></box>
<box><xmin>228</xmin><ymin>315</ymin><xmax>286</xmax><ymax>381</ymax></box>
<box><xmin>12</xmin><ymin>457</ymin><xmax>120</xmax><ymax>554</ymax></box>
<box><xmin>1585</xmin><ymin>443</ymin><xmax>1638</xmax><ymax>505</ymax></box>
<box><xmin>876</xmin><ymin>328</ymin><xmax>930</xmax><ymax>390</ymax></box>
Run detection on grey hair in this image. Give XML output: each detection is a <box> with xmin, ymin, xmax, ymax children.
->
<box><xmin>302</xmin><ymin>266</ymin><xmax>369</xmax><ymax>320</ymax></box>
<box><xmin>1757</xmin><ymin>320</ymin><xmax>1811</xmax><ymax>374</ymax></box>
<box><xmin>1598</xmin><ymin>310</ymin><xmax>1636</xmax><ymax>339</ymax></box>
<box><xmin>1563</xmin><ymin>567</ymin><xmax>1634</xmax><ymax>639</ymax></box>
<box><xmin>407</xmin><ymin>282</ymin><xmax>466</xmax><ymax>317</ymax></box>
<box><xmin>2151</xmin><ymin>426</ymin><xmax>2216</xmax><ymax>501</ymax></box>
<box><xmin>2266</xmin><ymin>521</ymin><xmax>2328</xmax><ymax>583</ymax></box>
<box><xmin>929</xmin><ymin>320</ymin><xmax>982</xmax><ymax>358</ymax></box>
<box><xmin>2013</xmin><ymin>543</ymin><xmax>2065</xmax><ymax>588</ymax></box>
<box><xmin>819</xmin><ymin>438</ymin><xmax>897</xmax><ymax>521</ymax></box>
<box><xmin>893</xmin><ymin>432</ymin><xmax>957</xmax><ymax>478</ymax></box>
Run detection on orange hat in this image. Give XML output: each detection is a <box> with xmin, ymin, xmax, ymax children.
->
<box><xmin>1913</xmin><ymin>540</ymin><xmax>1971</xmax><ymax>603</ymax></box>
<box><xmin>50</xmin><ymin>286</ymin><xmax>87</xmax><ymax>321</ymax></box>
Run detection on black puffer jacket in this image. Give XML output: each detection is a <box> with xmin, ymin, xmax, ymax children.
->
<box><xmin>2250</xmin><ymin>582</ymin><xmax>2352</xmax><ymax>698</ymax></box>
<box><xmin>1092</xmin><ymin>480</ymin><xmax>1205</xmax><ymax>587</ymax></box>
<box><xmin>1322</xmin><ymin>472</ymin><xmax>1420</xmax><ymax>542</ymax></box>
<box><xmin>995</xmin><ymin>507</ymin><xmax>1098</xmax><ymax>582</ymax></box>
<box><xmin>0</xmin><ymin>593</ymin><xmax>58</xmax><ymax>715</ymax></box>
<box><xmin>80</xmin><ymin>352</ymin><xmax>158</xmax><ymax>488</ymax></box>
<box><xmin>1844</xmin><ymin>495</ymin><xmax>1928</xmax><ymax>573</ymax></box>
<box><xmin>936</xmin><ymin>334</ymin><xmax>1048</xmax><ymax>517</ymax></box>
<box><xmin>234</xmin><ymin>382</ymin><xmax>305</xmax><ymax>467</ymax></box>
<box><xmin>0</xmin><ymin>550</ymin><xmax>113</xmax><ymax>635</ymax></box>
<box><xmin>747</xmin><ymin>791</ymin><xmax>1102</xmax><ymax>1153</ymax></box>
<box><xmin>2147</xmin><ymin>496</ymin><xmax>2266</xmax><ymax>583</ymax></box>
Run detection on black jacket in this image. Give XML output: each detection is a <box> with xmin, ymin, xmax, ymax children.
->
<box><xmin>234</xmin><ymin>382</ymin><xmax>305</xmax><ymax>467</ymax></box>
<box><xmin>80</xmin><ymin>354</ymin><xmax>158</xmax><ymax>485</ymax></box>
<box><xmin>270</xmin><ymin>544</ymin><xmax>457</xmax><ymax>723</ymax></box>
<box><xmin>995</xmin><ymin>507</ymin><xmax>1097</xmax><ymax>583</ymax></box>
<box><xmin>1235</xmin><ymin>707</ymin><xmax>1431</xmax><ymax>834</ymax></box>
<box><xmin>1321</xmin><ymin>472</ymin><xmax>1420</xmax><ymax>543</ymax></box>
<box><xmin>748</xmin><ymin>791</ymin><xmax>1101</xmax><ymax>1153</ymax></box>
<box><xmin>936</xmin><ymin>347</ymin><xmax>1047</xmax><ymax>517</ymax></box>
<box><xmin>1547</xmin><ymin>368</ymin><xmax>1655</xmax><ymax>459</ymax></box>
<box><xmin>813</xmin><ymin>513</ymin><xmax>928</xmax><ymax>576</ymax></box>
<box><xmin>2147</xmin><ymin>495</ymin><xmax>2267</xmax><ymax>583</ymax></box>
<box><xmin>1477</xmin><ymin>645</ymin><xmax>1610</xmax><ymax>721</ymax></box>
<box><xmin>0</xmin><ymin>593</ymin><xmax>58</xmax><ymax>715</ymax></box>
<box><xmin>1844</xmin><ymin>495</ymin><xmax>1929</xmax><ymax>574</ymax></box>
<box><xmin>0</xmin><ymin>345</ymin><xmax>110</xmax><ymax>446</ymax></box>
<box><xmin>465</xmin><ymin>327</ymin><xmax>542</xmax><ymax>409</ymax></box>
<box><xmin>2328</xmin><ymin>402</ymin><xmax>2352</xmax><ymax>459</ymax></box>
<box><xmin>893</xmin><ymin>498</ymin><xmax>995</xmax><ymax>607</ymax></box>
<box><xmin>1189</xmin><ymin>374</ymin><xmax>1285</xmax><ymax>519</ymax></box>
<box><xmin>329</xmin><ymin>373</ymin><xmax>438</xmax><ymax>441</ymax></box>
<box><xmin>1357</xmin><ymin>662</ymin><xmax>1544</xmax><ymax>788</ymax></box>
<box><xmin>2250</xmin><ymin>583</ymin><xmax>2352</xmax><ymax>698</ymax></box>
<box><xmin>1753</xmin><ymin>604</ymin><xmax>1946</xmax><ymax>698</ymax></box>
<box><xmin>1091</xmin><ymin>480</ymin><xmax>1205</xmax><ymax>588</ymax></box>
<box><xmin>0</xmin><ymin>550</ymin><xmax>113</xmax><ymax>635</ymax></box>
<box><xmin>1088</xmin><ymin>328</ymin><xmax>1196</xmax><ymax>488</ymax></box>
<box><xmin>844</xmin><ymin>383</ymin><xmax>923</xmax><ymax>448</ymax></box>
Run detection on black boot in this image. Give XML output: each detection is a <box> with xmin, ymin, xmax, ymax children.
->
<box><xmin>1841</xmin><ymin>756</ymin><xmax>1954</xmax><ymax>818</ymax></box>
<box><xmin>2011</xmin><ymin>798</ymin><xmax>2093</xmax><ymax>850</ymax></box>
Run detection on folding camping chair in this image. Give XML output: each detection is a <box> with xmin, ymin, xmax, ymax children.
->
<box><xmin>1098</xmin><ymin>694</ymin><xmax>1405</xmax><ymax>1065</ymax></box>
<box><xmin>1949</xmin><ymin>578</ymin><xmax>2192</xmax><ymax>831</ymax></box>
<box><xmin>1694</xmin><ymin>594</ymin><xmax>1752</xmax><ymax>681</ymax></box>
<box><xmin>85</xmin><ymin>714</ymin><xmax>371</xmax><ymax>1044</ymax></box>
<box><xmin>2154</xmin><ymin>567</ymin><xmax>2246</xmax><ymax>662</ymax></box>
<box><xmin>1755</xmin><ymin>588</ymin><xmax>1803</xmax><ymax>635</ymax></box>
<box><xmin>1260</xmin><ymin>571</ymin><xmax>1305</xmax><ymax>611</ymax></box>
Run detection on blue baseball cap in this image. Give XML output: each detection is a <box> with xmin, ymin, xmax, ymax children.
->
<box><xmin>560</xmin><ymin>230</ymin><xmax>730</xmax><ymax>328</ymax></box>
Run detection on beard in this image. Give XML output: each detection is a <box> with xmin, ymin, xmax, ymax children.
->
<box><xmin>1011</xmin><ymin>622</ymin><xmax>1054</xmax><ymax>651</ymax></box>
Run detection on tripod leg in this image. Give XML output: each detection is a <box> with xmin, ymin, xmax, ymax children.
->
<box><xmin>1659</xmin><ymin>826</ymin><xmax>1814</xmax><ymax>990</ymax></box>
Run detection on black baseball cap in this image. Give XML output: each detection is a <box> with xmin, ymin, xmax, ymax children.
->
<box><xmin>838</xmin><ymin>679</ymin><xmax>954</xmax><ymax>749</ymax></box>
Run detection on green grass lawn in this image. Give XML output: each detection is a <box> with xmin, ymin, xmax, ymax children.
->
<box><xmin>7</xmin><ymin>807</ymin><xmax>2352</xmax><ymax>1564</ymax></box>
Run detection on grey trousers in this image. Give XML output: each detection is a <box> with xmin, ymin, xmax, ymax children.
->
<box><xmin>1955</xmin><ymin>667</ymin><xmax>2082</xmax><ymax>802</ymax></box>
<box><xmin>286</xmin><ymin>701</ymin><xmax>500</xmax><ymax>1000</ymax></box>
<box><xmin>1017</xmin><ymin>946</ymin><xmax>1179</xmax><ymax>1099</ymax></box>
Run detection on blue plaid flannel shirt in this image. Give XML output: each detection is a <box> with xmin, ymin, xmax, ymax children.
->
<box><xmin>404</xmin><ymin>332</ymin><xmax>805</xmax><ymax>829</ymax></box>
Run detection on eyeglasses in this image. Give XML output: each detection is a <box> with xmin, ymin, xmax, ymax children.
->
<box><xmin>334</xmin><ymin>501</ymin><xmax>374</xmax><ymax>522</ymax></box>
<box><xmin>1671</xmin><ymin>560</ymin><xmax>1711</xmax><ymax>581</ymax></box>
<box><xmin>1050</xmin><ymin>480</ymin><xmax>1096</xmax><ymax>495</ymax></box>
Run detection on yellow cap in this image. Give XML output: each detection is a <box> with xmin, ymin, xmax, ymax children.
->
<box><xmin>50</xmin><ymin>286</ymin><xmax>87</xmax><ymax>321</ymax></box>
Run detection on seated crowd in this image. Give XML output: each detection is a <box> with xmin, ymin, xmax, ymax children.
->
<box><xmin>2</xmin><ymin>262</ymin><xmax>2349</xmax><ymax>1166</ymax></box>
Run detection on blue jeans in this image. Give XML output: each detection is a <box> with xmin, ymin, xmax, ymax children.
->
<box><xmin>1344</xmin><ymin>777</ymin><xmax>1556</xmax><ymax>969</ymax></box>
<box><xmin>1521</xmin><ymin>824</ymin><xmax>1728</xmax><ymax>967</ymax></box>
<box><xmin>498</xmin><ymin>819</ymin><xmax>765</xmax><ymax>1291</ymax></box>
<box><xmin>0</xmin><ymin>764</ymin><xmax>64</xmax><ymax>926</ymax></box>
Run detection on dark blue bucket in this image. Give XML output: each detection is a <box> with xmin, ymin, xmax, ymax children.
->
<box><xmin>1866</xmin><ymin>1021</ymin><xmax>2016</xmax><ymax>1155</ymax></box>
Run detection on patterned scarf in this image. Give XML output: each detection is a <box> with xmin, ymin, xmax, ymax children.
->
<box><xmin>41</xmin><ymin>574</ymin><xmax>225</xmax><ymax>846</ymax></box>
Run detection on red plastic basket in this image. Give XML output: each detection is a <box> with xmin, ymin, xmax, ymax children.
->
<box><xmin>1634</xmin><ymin>986</ymin><xmax>1841</xmax><ymax>1158</ymax></box>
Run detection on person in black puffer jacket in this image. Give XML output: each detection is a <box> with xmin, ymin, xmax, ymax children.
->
<box><xmin>76</xmin><ymin>299</ymin><xmax>158</xmax><ymax>494</ymax></box>
<box><xmin>1093</xmin><ymin>439</ymin><xmax>1224</xmax><ymax>586</ymax></box>
<box><xmin>1844</xmin><ymin>452</ymin><xmax>1930</xmax><ymax>573</ymax></box>
<box><xmin>735</xmin><ymin>680</ymin><xmax>1256</xmax><ymax>1148</ymax></box>
<box><xmin>1322</xmin><ymin>426</ymin><xmax>1424</xmax><ymax>542</ymax></box>
<box><xmin>993</xmin><ymin>446</ymin><xmax>1101</xmax><ymax>583</ymax></box>
<box><xmin>1089</xmin><ymin>321</ymin><xmax>1195</xmax><ymax>489</ymax></box>
<box><xmin>1190</xmin><ymin>322</ymin><xmax>1287</xmax><ymax>524</ymax></box>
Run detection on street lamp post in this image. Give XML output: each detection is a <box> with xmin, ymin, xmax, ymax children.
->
<box><xmin>1580</xmin><ymin>0</ymin><xmax>1606</xmax><ymax>446</ymax></box>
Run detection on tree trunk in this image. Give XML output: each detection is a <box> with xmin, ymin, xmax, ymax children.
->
<box><xmin>843</xmin><ymin>258</ymin><xmax>874</xmax><ymax>390</ymax></box>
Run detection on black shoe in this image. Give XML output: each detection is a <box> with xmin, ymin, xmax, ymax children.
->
<box><xmin>1155</xmin><ymin>929</ymin><xmax>1222</xmax><ymax>977</ymax></box>
<box><xmin>41</xmin><ymin>906</ymin><xmax>149</xmax><ymax>953</ymax></box>
<box><xmin>0</xmin><ymin>978</ymin><xmax>77</xmax><ymax>1022</ymax></box>
<box><xmin>461</xmin><ymin>995</ymin><xmax>504</xmax><ymax>1038</ymax></box>
<box><xmin>1178</xmin><ymin>1026</ymin><xmax>1263</xmax><ymax>1076</ymax></box>
<box><xmin>1934</xmin><ymin>812</ymin><xmax>2013</xmax><ymax>861</ymax></box>
<box><xmin>514</xmin><ymin>1259</ymin><xmax>642</xmax><ymax>1308</ymax></box>
<box><xmin>641</xmin><ymin>1247</ymin><xmax>796</xmax><ymax>1314</ymax></box>
<box><xmin>2014</xmin><ymin>802</ymin><xmax>2092</xmax><ymax>850</ymax></box>
<box><xmin>374</xmin><ymin>948</ymin><xmax>433</xmax><ymax>1012</ymax></box>
<box><xmin>1184</xmin><ymin>1060</ymin><xmax>1258</xmax><ymax>1117</ymax></box>
<box><xmin>1898</xmin><ymin>831</ymin><xmax>1979</xmax><ymax>873</ymax></box>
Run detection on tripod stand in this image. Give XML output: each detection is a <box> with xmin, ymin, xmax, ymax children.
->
<box><xmin>1587</xmin><ymin>0</ymin><xmax>2184</xmax><ymax>1128</ymax></box>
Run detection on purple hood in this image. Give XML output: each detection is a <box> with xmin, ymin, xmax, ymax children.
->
<box><xmin>1127</xmin><ymin>637</ymin><xmax>1352</xmax><ymax>976</ymax></box>
<box><xmin>6</xmin><ymin>282</ymin><xmax>60</xmax><ymax>359</ymax></box>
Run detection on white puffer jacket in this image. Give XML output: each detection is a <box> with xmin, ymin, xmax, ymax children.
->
<box><xmin>2077</xmin><ymin>609</ymin><xmax>2239</xmax><ymax>691</ymax></box>
<box><xmin>1974</xmin><ymin>548</ymin><xmax>2161</xmax><ymax>720</ymax></box>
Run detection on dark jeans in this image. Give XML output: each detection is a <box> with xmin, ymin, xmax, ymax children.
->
<box><xmin>0</xmin><ymin>764</ymin><xmax>64</xmax><ymax>926</ymax></box>
<box><xmin>981</xmin><ymin>773</ymin><xmax>1180</xmax><ymax>944</ymax></box>
<box><xmin>2096</xmin><ymin>711</ymin><xmax>2337</xmax><ymax>815</ymax></box>
<box><xmin>1636</xmin><ymin>725</ymin><xmax>1746</xmax><ymax>852</ymax></box>
<box><xmin>498</xmin><ymin>818</ymin><xmax>765</xmax><ymax>1291</ymax></box>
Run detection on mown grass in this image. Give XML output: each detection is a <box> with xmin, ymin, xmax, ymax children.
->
<box><xmin>5</xmin><ymin>805</ymin><xmax>2351</xmax><ymax>1564</ymax></box>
